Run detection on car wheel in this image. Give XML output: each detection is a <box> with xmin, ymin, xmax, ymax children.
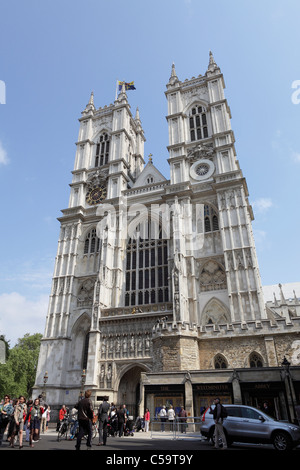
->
<box><xmin>272</xmin><ymin>431</ymin><xmax>293</xmax><ymax>451</ymax></box>
<box><xmin>208</xmin><ymin>426</ymin><xmax>216</xmax><ymax>445</ymax></box>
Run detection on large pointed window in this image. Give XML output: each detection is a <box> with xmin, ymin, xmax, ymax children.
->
<box><xmin>214</xmin><ymin>354</ymin><xmax>228</xmax><ymax>369</ymax></box>
<box><xmin>95</xmin><ymin>133</ymin><xmax>110</xmax><ymax>167</ymax></box>
<box><xmin>189</xmin><ymin>106</ymin><xmax>208</xmax><ymax>142</ymax></box>
<box><xmin>249</xmin><ymin>352</ymin><xmax>263</xmax><ymax>368</ymax></box>
<box><xmin>125</xmin><ymin>220</ymin><xmax>169</xmax><ymax>307</ymax></box>
<box><xmin>84</xmin><ymin>228</ymin><xmax>101</xmax><ymax>254</ymax></box>
<box><xmin>204</xmin><ymin>204</ymin><xmax>219</xmax><ymax>232</ymax></box>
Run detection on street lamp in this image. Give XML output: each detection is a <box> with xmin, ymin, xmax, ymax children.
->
<box><xmin>281</xmin><ymin>357</ymin><xmax>296</xmax><ymax>423</ymax></box>
<box><xmin>42</xmin><ymin>371</ymin><xmax>48</xmax><ymax>402</ymax></box>
<box><xmin>80</xmin><ymin>369</ymin><xmax>86</xmax><ymax>399</ymax></box>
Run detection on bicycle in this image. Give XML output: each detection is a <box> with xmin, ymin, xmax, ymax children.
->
<box><xmin>57</xmin><ymin>416</ymin><xmax>70</xmax><ymax>441</ymax></box>
<box><xmin>82</xmin><ymin>421</ymin><xmax>98</xmax><ymax>440</ymax></box>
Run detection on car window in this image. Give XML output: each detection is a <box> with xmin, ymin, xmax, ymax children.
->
<box><xmin>226</xmin><ymin>407</ymin><xmax>241</xmax><ymax>417</ymax></box>
<box><xmin>241</xmin><ymin>407</ymin><xmax>261</xmax><ymax>420</ymax></box>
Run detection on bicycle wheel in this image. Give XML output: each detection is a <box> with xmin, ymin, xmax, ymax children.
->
<box><xmin>83</xmin><ymin>424</ymin><xmax>97</xmax><ymax>440</ymax></box>
<box><xmin>92</xmin><ymin>424</ymin><xmax>98</xmax><ymax>439</ymax></box>
<box><xmin>57</xmin><ymin>423</ymin><xmax>67</xmax><ymax>441</ymax></box>
<box><xmin>57</xmin><ymin>428</ymin><xmax>63</xmax><ymax>441</ymax></box>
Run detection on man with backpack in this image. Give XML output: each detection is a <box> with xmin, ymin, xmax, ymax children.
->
<box><xmin>209</xmin><ymin>398</ymin><xmax>228</xmax><ymax>450</ymax></box>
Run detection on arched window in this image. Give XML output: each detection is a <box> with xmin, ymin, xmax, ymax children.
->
<box><xmin>189</xmin><ymin>106</ymin><xmax>208</xmax><ymax>142</ymax></box>
<box><xmin>125</xmin><ymin>220</ymin><xmax>169</xmax><ymax>307</ymax></box>
<box><xmin>204</xmin><ymin>205</ymin><xmax>219</xmax><ymax>232</ymax></box>
<box><xmin>249</xmin><ymin>352</ymin><xmax>263</xmax><ymax>368</ymax></box>
<box><xmin>84</xmin><ymin>228</ymin><xmax>101</xmax><ymax>254</ymax></box>
<box><xmin>214</xmin><ymin>354</ymin><xmax>228</xmax><ymax>369</ymax></box>
<box><xmin>95</xmin><ymin>133</ymin><xmax>110</xmax><ymax>167</ymax></box>
<box><xmin>146</xmin><ymin>175</ymin><xmax>154</xmax><ymax>184</ymax></box>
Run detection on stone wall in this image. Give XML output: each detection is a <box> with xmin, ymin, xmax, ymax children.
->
<box><xmin>152</xmin><ymin>319</ymin><xmax>300</xmax><ymax>372</ymax></box>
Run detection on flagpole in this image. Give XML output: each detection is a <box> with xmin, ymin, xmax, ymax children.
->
<box><xmin>115</xmin><ymin>80</ymin><xmax>118</xmax><ymax>100</ymax></box>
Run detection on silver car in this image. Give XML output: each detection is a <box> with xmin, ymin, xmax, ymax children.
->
<box><xmin>200</xmin><ymin>404</ymin><xmax>300</xmax><ymax>451</ymax></box>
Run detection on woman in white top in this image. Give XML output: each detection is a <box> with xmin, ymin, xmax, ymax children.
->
<box><xmin>167</xmin><ymin>405</ymin><xmax>175</xmax><ymax>432</ymax></box>
<box><xmin>158</xmin><ymin>406</ymin><xmax>167</xmax><ymax>432</ymax></box>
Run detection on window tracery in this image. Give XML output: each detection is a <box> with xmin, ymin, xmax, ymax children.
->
<box><xmin>214</xmin><ymin>354</ymin><xmax>228</xmax><ymax>369</ymax></box>
<box><xmin>249</xmin><ymin>352</ymin><xmax>263</xmax><ymax>368</ymax></box>
<box><xmin>125</xmin><ymin>221</ymin><xmax>169</xmax><ymax>306</ymax></box>
<box><xmin>189</xmin><ymin>106</ymin><xmax>208</xmax><ymax>142</ymax></box>
<box><xmin>95</xmin><ymin>132</ymin><xmax>110</xmax><ymax>167</ymax></box>
<box><xmin>84</xmin><ymin>228</ymin><xmax>101</xmax><ymax>254</ymax></box>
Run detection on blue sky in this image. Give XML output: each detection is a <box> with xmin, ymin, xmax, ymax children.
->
<box><xmin>0</xmin><ymin>0</ymin><xmax>299</xmax><ymax>345</ymax></box>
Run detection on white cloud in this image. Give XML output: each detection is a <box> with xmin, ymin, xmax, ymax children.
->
<box><xmin>0</xmin><ymin>292</ymin><xmax>48</xmax><ymax>347</ymax></box>
<box><xmin>0</xmin><ymin>140</ymin><xmax>9</xmax><ymax>165</ymax></box>
<box><xmin>252</xmin><ymin>198</ymin><xmax>273</xmax><ymax>213</ymax></box>
<box><xmin>292</xmin><ymin>151</ymin><xmax>300</xmax><ymax>163</ymax></box>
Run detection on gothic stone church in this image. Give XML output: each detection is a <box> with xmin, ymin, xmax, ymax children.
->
<box><xmin>34</xmin><ymin>54</ymin><xmax>300</xmax><ymax>422</ymax></box>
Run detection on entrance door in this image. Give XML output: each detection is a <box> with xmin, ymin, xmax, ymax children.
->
<box><xmin>117</xmin><ymin>366</ymin><xmax>145</xmax><ymax>418</ymax></box>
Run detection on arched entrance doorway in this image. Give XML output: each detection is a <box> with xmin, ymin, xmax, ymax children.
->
<box><xmin>117</xmin><ymin>365</ymin><xmax>145</xmax><ymax>418</ymax></box>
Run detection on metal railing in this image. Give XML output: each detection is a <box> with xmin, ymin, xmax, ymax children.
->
<box><xmin>149</xmin><ymin>417</ymin><xmax>203</xmax><ymax>440</ymax></box>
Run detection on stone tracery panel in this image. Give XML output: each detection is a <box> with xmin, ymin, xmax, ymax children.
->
<box><xmin>199</xmin><ymin>260</ymin><xmax>227</xmax><ymax>292</ymax></box>
<box><xmin>77</xmin><ymin>278</ymin><xmax>95</xmax><ymax>307</ymax></box>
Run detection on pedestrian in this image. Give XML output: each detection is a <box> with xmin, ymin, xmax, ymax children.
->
<box><xmin>122</xmin><ymin>403</ymin><xmax>129</xmax><ymax>418</ymax></box>
<box><xmin>158</xmin><ymin>405</ymin><xmax>167</xmax><ymax>432</ymax></box>
<box><xmin>178</xmin><ymin>406</ymin><xmax>187</xmax><ymax>433</ymax></box>
<box><xmin>29</xmin><ymin>398</ymin><xmax>43</xmax><ymax>448</ymax></box>
<box><xmin>25</xmin><ymin>400</ymin><xmax>33</xmax><ymax>442</ymax></box>
<box><xmin>262</xmin><ymin>401</ymin><xmax>273</xmax><ymax>417</ymax></box>
<box><xmin>109</xmin><ymin>404</ymin><xmax>118</xmax><ymax>436</ymax></box>
<box><xmin>167</xmin><ymin>405</ymin><xmax>175</xmax><ymax>432</ymax></box>
<box><xmin>209</xmin><ymin>398</ymin><xmax>227</xmax><ymax>450</ymax></box>
<box><xmin>144</xmin><ymin>408</ymin><xmax>150</xmax><ymax>432</ymax></box>
<box><xmin>0</xmin><ymin>395</ymin><xmax>14</xmax><ymax>446</ymax></box>
<box><xmin>116</xmin><ymin>405</ymin><xmax>126</xmax><ymax>437</ymax></box>
<box><xmin>11</xmin><ymin>395</ymin><xmax>27</xmax><ymax>448</ymax></box>
<box><xmin>7</xmin><ymin>398</ymin><xmax>18</xmax><ymax>445</ymax></box>
<box><xmin>57</xmin><ymin>404</ymin><xmax>67</xmax><ymax>431</ymax></box>
<box><xmin>69</xmin><ymin>407</ymin><xmax>78</xmax><ymax>440</ymax></box>
<box><xmin>41</xmin><ymin>405</ymin><xmax>51</xmax><ymax>433</ymax></box>
<box><xmin>36</xmin><ymin>394</ymin><xmax>45</xmax><ymax>441</ymax></box>
<box><xmin>97</xmin><ymin>396</ymin><xmax>110</xmax><ymax>446</ymax></box>
<box><xmin>74</xmin><ymin>390</ymin><xmax>94</xmax><ymax>450</ymax></box>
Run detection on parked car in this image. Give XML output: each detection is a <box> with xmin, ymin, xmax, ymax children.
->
<box><xmin>200</xmin><ymin>404</ymin><xmax>300</xmax><ymax>451</ymax></box>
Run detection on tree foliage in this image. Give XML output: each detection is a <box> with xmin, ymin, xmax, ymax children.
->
<box><xmin>0</xmin><ymin>333</ymin><xmax>42</xmax><ymax>399</ymax></box>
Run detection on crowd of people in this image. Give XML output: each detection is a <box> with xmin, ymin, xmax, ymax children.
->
<box><xmin>0</xmin><ymin>394</ymin><xmax>51</xmax><ymax>449</ymax></box>
<box><xmin>157</xmin><ymin>404</ymin><xmax>188</xmax><ymax>433</ymax></box>
<box><xmin>0</xmin><ymin>391</ymin><xmax>187</xmax><ymax>450</ymax></box>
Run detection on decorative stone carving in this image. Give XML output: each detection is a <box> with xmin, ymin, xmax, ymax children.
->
<box><xmin>106</xmin><ymin>364</ymin><xmax>112</xmax><ymax>388</ymax></box>
<box><xmin>187</xmin><ymin>142</ymin><xmax>214</xmax><ymax>162</ymax></box>
<box><xmin>77</xmin><ymin>279</ymin><xmax>95</xmax><ymax>307</ymax></box>
<box><xmin>199</xmin><ymin>260</ymin><xmax>227</xmax><ymax>292</ymax></box>
<box><xmin>202</xmin><ymin>297</ymin><xmax>230</xmax><ymax>325</ymax></box>
<box><xmin>86</xmin><ymin>169</ymin><xmax>109</xmax><ymax>190</ymax></box>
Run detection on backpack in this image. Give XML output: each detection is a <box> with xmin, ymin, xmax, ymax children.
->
<box><xmin>221</xmin><ymin>405</ymin><xmax>228</xmax><ymax>419</ymax></box>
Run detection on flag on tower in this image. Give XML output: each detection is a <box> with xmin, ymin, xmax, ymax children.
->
<box><xmin>118</xmin><ymin>81</ymin><xmax>136</xmax><ymax>91</ymax></box>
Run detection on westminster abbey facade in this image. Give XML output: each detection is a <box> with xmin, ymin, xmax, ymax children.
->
<box><xmin>34</xmin><ymin>53</ymin><xmax>300</xmax><ymax>422</ymax></box>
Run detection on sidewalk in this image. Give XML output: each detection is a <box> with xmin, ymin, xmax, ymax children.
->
<box><xmin>46</xmin><ymin>425</ymin><xmax>203</xmax><ymax>441</ymax></box>
<box><xmin>0</xmin><ymin>426</ymin><xmax>206</xmax><ymax>452</ymax></box>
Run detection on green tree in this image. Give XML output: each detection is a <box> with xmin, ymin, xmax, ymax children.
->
<box><xmin>0</xmin><ymin>333</ymin><xmax>42</xmax><ymax>399</ymax></box>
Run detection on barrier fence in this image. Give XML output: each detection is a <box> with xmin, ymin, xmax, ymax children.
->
<box><xmin>150</xmin><ymin>417</ymin><xmax>203</xmax><ymax>440</ymax></box>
